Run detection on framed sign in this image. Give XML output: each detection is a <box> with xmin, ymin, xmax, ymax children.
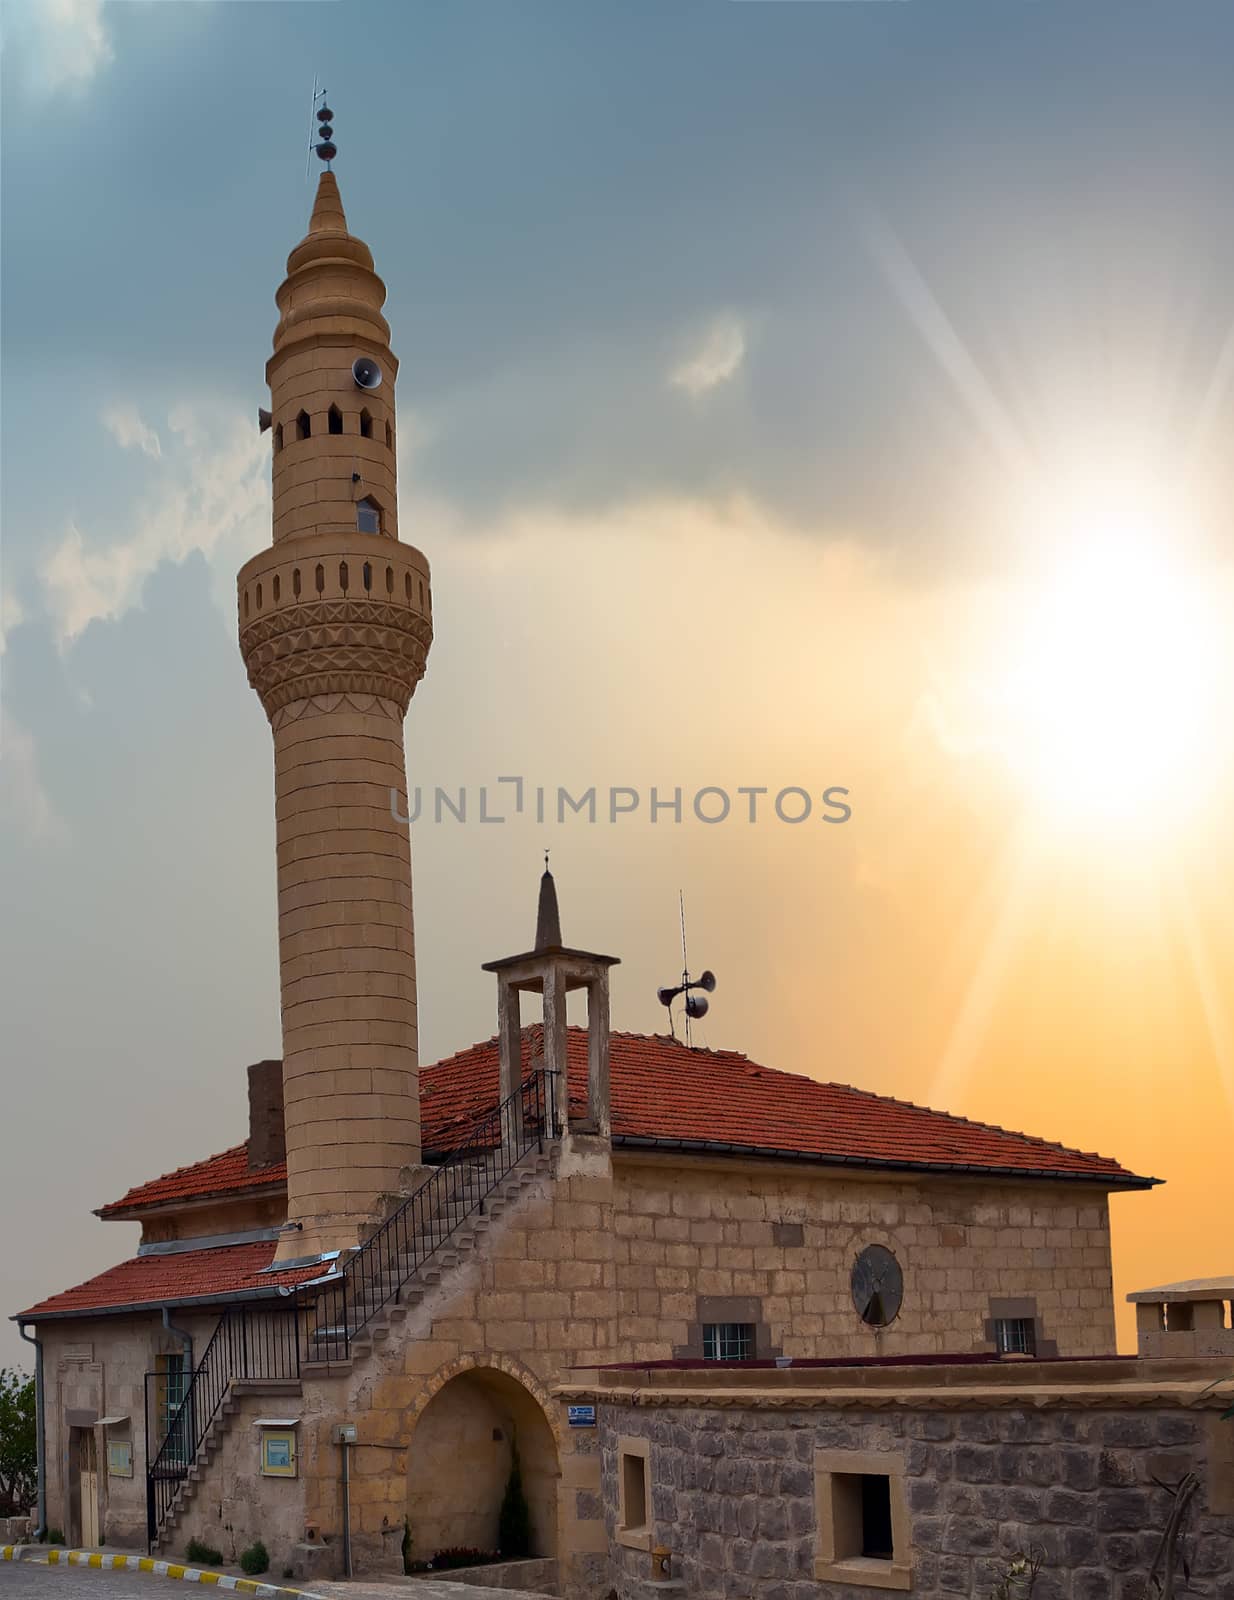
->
<box><xmin>256</xmin><ymin>1422</ymin><xmax>299</xmax><ymax>1478</ymax></box>
<box><xmin>567</xmin><ymin>1404</ymin><xmax>597</xmax><ymax>1428</ymax></box>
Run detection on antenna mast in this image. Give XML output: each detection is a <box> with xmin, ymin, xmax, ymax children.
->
<box><xmin>656</xmin><ymin>891</ymin><xmax>716</xmax><ymax>1048</ymax></box>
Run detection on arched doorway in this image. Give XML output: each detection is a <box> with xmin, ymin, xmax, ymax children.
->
<box><xmin>406</xmin><ymin>1365</ymin><xmax>560</xmax><ymax>1564</ymax></box>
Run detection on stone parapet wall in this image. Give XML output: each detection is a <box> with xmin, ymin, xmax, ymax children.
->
<box><xmin>579</xmin><ymin>1365</ymin><xmax>1234</xmax><ymax>1600</ymax></box>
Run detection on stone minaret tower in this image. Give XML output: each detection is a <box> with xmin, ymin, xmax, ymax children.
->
<box><xmin>238</xmin><ymin>153</ymin><xmax>432</xmax><ymax>1260</ymax></box>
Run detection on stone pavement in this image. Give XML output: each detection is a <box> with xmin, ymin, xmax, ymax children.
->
<box><xmin>0</xmin><ymin>1560</ymin><xmax>553</xmax><ymax>1600</ymax></box>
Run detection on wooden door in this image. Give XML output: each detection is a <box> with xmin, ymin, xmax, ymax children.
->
<box><xmin>79</xmin><ymin>1430</ymin><xmax>100</xmax><ymax>1548</ymax></box>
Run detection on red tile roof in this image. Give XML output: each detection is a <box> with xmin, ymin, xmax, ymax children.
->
<box><xmin>18</xmin><ymin>1242</ymin><xmax>323</xmax><ymax>1321</ymax></box>
<box><xmin>99</xmin><ymin>1028</ymin><xmax>1151</xmax><ymax>1224</ymax></box>
<box><xmin>421</xmin><ymin>1027</ymin><xmax>1152</xmax><ymax>1185</ymax></box>
<box><xmin>96</xmin><ymin>1144</ymin><xmax>287</xmax><ymax>1219</ymax></box>
<box><xmin>25</xmin><ymin>1028</ymin><xmax>1149</xmax><ymax>1320</ymax></box>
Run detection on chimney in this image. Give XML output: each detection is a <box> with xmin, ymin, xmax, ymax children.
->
<box><xmin>247</xmin><ymin>1059</ymin><xmax>286</xmax><ymax>1170</ymax></box>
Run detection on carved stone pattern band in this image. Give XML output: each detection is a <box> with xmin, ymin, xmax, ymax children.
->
<box><xmin>240</xmin><ymin>599</ymin><xmax>433</xmax><ymax>719</ymax></box>
<box><xmin>269</xmin><ymin>692</ymin><xmax>407</xmax><ymax>731</ymax></box>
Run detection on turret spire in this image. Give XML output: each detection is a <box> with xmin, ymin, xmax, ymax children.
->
<box><xmin>535</xmin><ymin>859</ymin><xmax>563</xmax><ymax>953</ymax></box>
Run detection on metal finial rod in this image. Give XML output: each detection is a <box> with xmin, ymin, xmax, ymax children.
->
<box><xmin>310</xmin><ymin>80</ymin><xmax>337</xmax><ymax>169</ymax></box>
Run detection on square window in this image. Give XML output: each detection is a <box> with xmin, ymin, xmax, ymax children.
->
<box><xmin>816</xmin><ymin>1450</ymin><xmax>910</xmax><ymax>1591</ymax></box>
<box><xmin>702</xmin><ymin>1322</ymin><xmax>754</xmax><ymax>1361</ymax></box>
<box><xmin>994</xmin><ymin>1317</ymin><xmax>1037</xmax><ymax>1355</ymax></box>
<box><xmin>616</xmin><ymin>1436</ymin><xmax>651</xmax><ymax>1552</ymax></box>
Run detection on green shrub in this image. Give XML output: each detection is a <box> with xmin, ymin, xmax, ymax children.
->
<box><xmin>42</xmin><ymin>1528</ymin><xmax>65</xmax><ymax>1546</ymax></box>
<box><xmin>240</xmin><ymin>1541</ymin><xmax>270</xmax><ymax>1576</ymax></box>
<box><xmin>186</xmin><ymin>1538</ymin><xmax>224</xmax><ymax>1568</ymax></box>
<box><xmin>498</xmin><ymin>1441</ymin><xmax>532</xmax><ymax>1559</ymax></box>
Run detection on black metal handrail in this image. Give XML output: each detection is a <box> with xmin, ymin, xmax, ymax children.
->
<box><xmin>144</xmin><ymin>1069</ymin><xmax>554</xmax><ymax>1546</ymax></box>
<box><xmin>145</xmin><ymin>1303</ymin><xmax>299</xmax><ymax>1549</ymax></box>
<box><xmin>300</xmin><ymin>1068</ymin><xmax>552</xmax><ymax>1363</ymax></box>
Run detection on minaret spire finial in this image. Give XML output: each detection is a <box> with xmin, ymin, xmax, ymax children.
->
<box><xmin>312</xmin><ymin>84</ymin><xmax>336</xmax><ymax>169</ymax></box>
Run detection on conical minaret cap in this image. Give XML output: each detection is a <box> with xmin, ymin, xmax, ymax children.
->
<box><xmin>308</xmin><ymin>170</ymin><xmax>348</xmax><ymax>235</ymax></box>
<box><xmin>271</xmin><ymin>169</ymin><xmax>390</xmax><ymax>360</ymax></box>
<box><xmin>534</xmin><ymin>867</ymin><xmax>563</xmax><ymax>952</ymax></box>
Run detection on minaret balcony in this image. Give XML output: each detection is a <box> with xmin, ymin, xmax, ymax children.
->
<box><xmin>238</xmin><ymin>531</ymin><xmax>432</xmax><ymax>721</ymax></box>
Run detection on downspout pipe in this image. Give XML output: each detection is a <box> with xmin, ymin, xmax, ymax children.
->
<box><xmin>17</xmin><ymin>1322</ymin><xmax>46</xmax><ymax>1539</ymax></box>
<box><xmin>161</xmin><ymin>1307</ymin><xmax>193</xmax><ymax>1368</ymax></box>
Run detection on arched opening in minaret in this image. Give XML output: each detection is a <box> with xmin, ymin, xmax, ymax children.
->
<box><xmin>296</xmin><ymin>410</ymin><xmax>311</xmax><ymax>441</ymax></box>
<box><xmin>363</xmin><ymin>561</ymin><xmax>373</xmax><ymax>592</ymax></box>
<box><xmin>357</xmin><ymin>497</ymin><xmax>381</xmax><ymax>535</ymax></box>
<box><xmin>328</xmin><ymin>404</ymin><xmax>343</xmax><ymax>435</ymax></box>
<box><xmin>359</xmin><ymin>408</ymin><xmax>373</xmax><ymax>439</ymax></box>
<box><xmin>385</xmin><ymin>420</ymin><xmax>394</xmax><ymax>450</ymax></box>
<box><xmin>273</xmin><ymin>423</ymin><xmax>283</xmax><ymax>453</ymax></box>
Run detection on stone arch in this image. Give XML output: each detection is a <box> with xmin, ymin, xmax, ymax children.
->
<box><xmin>405</xmin><ymin>1355</ymin><xmax>562</xmax><ymax>1565</ymax></box>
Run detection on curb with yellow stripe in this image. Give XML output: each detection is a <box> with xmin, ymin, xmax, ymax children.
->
<box><xmin>0</xmin><ymin>1545</ymin><xmax>324</xmax><ymax>1599</ymax></box>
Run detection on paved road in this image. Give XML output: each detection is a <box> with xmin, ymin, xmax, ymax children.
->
<box><xmin>0</xmin><ymin>1567</ymin><xmax>173</xmax><ymax>1599</ymax></box>
<box><xmin>0</xmin><ymin>1568</ymin><xmax>550</xmax><ymax>1600</ymax></box>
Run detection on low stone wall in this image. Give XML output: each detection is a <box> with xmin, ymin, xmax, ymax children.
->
<box><xmin>563</xmin><ymin>1359</ymin><xmax>1234</xmax><ymax>1600</ymax></box>
<box><xmin>416</xmin><ymin>1556</ymin><xmax>559</xmax><ymax>1594</ymax></box>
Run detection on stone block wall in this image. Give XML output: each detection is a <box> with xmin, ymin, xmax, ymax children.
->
<box><xmin>38</xmin><ymin>1310</ymin><xmax>220</xmax><ymax>1550</ymax></box>
<box><xmin>596</xmin><ymin>1389</ymin><xmax>1234</xmax><ymax>1600</ymax></box>
<box><xmin>611</xmin><ymin>1156</ymin><xmax>1117</xmax><ymax>1360</ymax></box>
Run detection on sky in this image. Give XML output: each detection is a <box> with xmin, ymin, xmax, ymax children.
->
<box><xmin>3</xmin><ymin>0</ymin><xmax>1234</xmax><ymax>1365</ymax></box>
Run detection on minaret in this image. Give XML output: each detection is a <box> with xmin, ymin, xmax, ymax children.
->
<box><xmin>238</xmin><ymin>121</ymin><xmax>432</xmax><ymax>1259</ymax></box>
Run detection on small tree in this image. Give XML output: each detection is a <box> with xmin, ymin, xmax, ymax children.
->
<box><xmin>498</xmin><ymin>1441</ymin><xmax>532</xmax><ymax>1559</ymax></box>
<box><xmin>0</xmin><ymin>1368</ymin><xmax>36</xmax><ymax>1518</ymax></box>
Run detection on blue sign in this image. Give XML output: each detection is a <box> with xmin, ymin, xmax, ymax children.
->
<box><xmin>567</xmin><ymin>1404</ymin><xmax>597</xmax><ymax>1428</ymax></box>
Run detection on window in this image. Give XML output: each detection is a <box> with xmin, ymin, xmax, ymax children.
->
<box><xmin>156</xmin><ymin>1352</ymin><xmax>187</xmax><ymax>1435</ymax></box>
<box><xmin>328</xmin><ymin>404</ymin><xmax>343</xmax><ymax>435</ymax></box>
<box><xmin>273</xmin><ymin>423</ymin><xmax>283</xmax><ymax>453</ymax></box>
<box><xmin>616</xmin><ymin>1437</ymin><xmax>651</xmax><ymax>1551</ymax></box>
<box><xmin>385</xmin><ymin>420</ymin><xmax>393</xmax><ymax>449</ymax></box>
<box><xmin>994</xmin><ymin>1317</ymin><xmax>1037</xmax><ymax>1355</ymax></box>
<box><xmin>357</xmin><ymin>497</ymin><xmax>380</xmax><ymax>535</ymax></box>
<box><xmin>359</xmin><ymin>408</ymin><xmax>373</xmax><ymax>439</ymax></box>
<box><xmin>296</xmin><ymin>410</ymin><xmax>310</xmax><ymax>440</ymax></box>
<box><xmin>702</xmin><ymin>1322</ymin><xmax>754</xmax><ymax>1361</ymax></box>
<box><xmin>816</xmin><ymin>1450</ymin><xmax>910</xmax><ymax>1591</ymax></box>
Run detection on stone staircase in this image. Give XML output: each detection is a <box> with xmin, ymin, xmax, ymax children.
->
<box><xmin>156</xmin><ymin>1378</ymin><xmax>302</xmax><ymax>1551</ymax></box>
<box><xmin>304</xmin><ymin>1151</ymin><xmax>552</xmax><ymax>1375</ymax></box>
<box><xmin>151</xmin><ymin>1147</ymin><xmax>552</xmax><ymax>1554</ymax></box>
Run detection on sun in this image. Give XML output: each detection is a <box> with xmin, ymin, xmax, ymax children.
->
<box><xmin>987</xmin><ymin>478</ymin><xmax>1230</xmax><ymax>833</ymax></box>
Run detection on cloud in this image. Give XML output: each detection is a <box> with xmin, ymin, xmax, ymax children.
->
<box><xmin>670</xmin><ymin>313</ymin><xmax>748</xmax><ymax>396</ymax></box>
<box><xmin>2</xmin><ymin>0</ymin><xmax>113</xmax><ymax>96</ymax></box>
<box><xmin>0</xmin><ymin>590</ymin><xmax>24</xmax><ymax>657</ymax></box>
<box><xmin>0</xmin><ymin>708</ymin><xmax>69</xmax><ymax>844</ymax></box>
<box><xmin>102</xmin><ymin>403</ymin><xmax>162</xmax><ymax>461</ymax></box>
<box><xmin>42</xmin><ymin>404</ymin><xmax>270</xmax><ymax>644</ymax></box>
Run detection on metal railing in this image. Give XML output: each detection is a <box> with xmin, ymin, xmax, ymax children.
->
<box><xmin>143</xmin><ymin>1069</ymin><xmax>553</xmax><ymax>1546</ymax></box>
<box><xmin>145</xmin><ymin>1303</ymin><xmax>299</xmax><ymax>1548</ymax></box>
<box><xmin>302</xmin><ymin>1068</ymin><xmax>552</xmax><ymax>1363</ymax></box>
